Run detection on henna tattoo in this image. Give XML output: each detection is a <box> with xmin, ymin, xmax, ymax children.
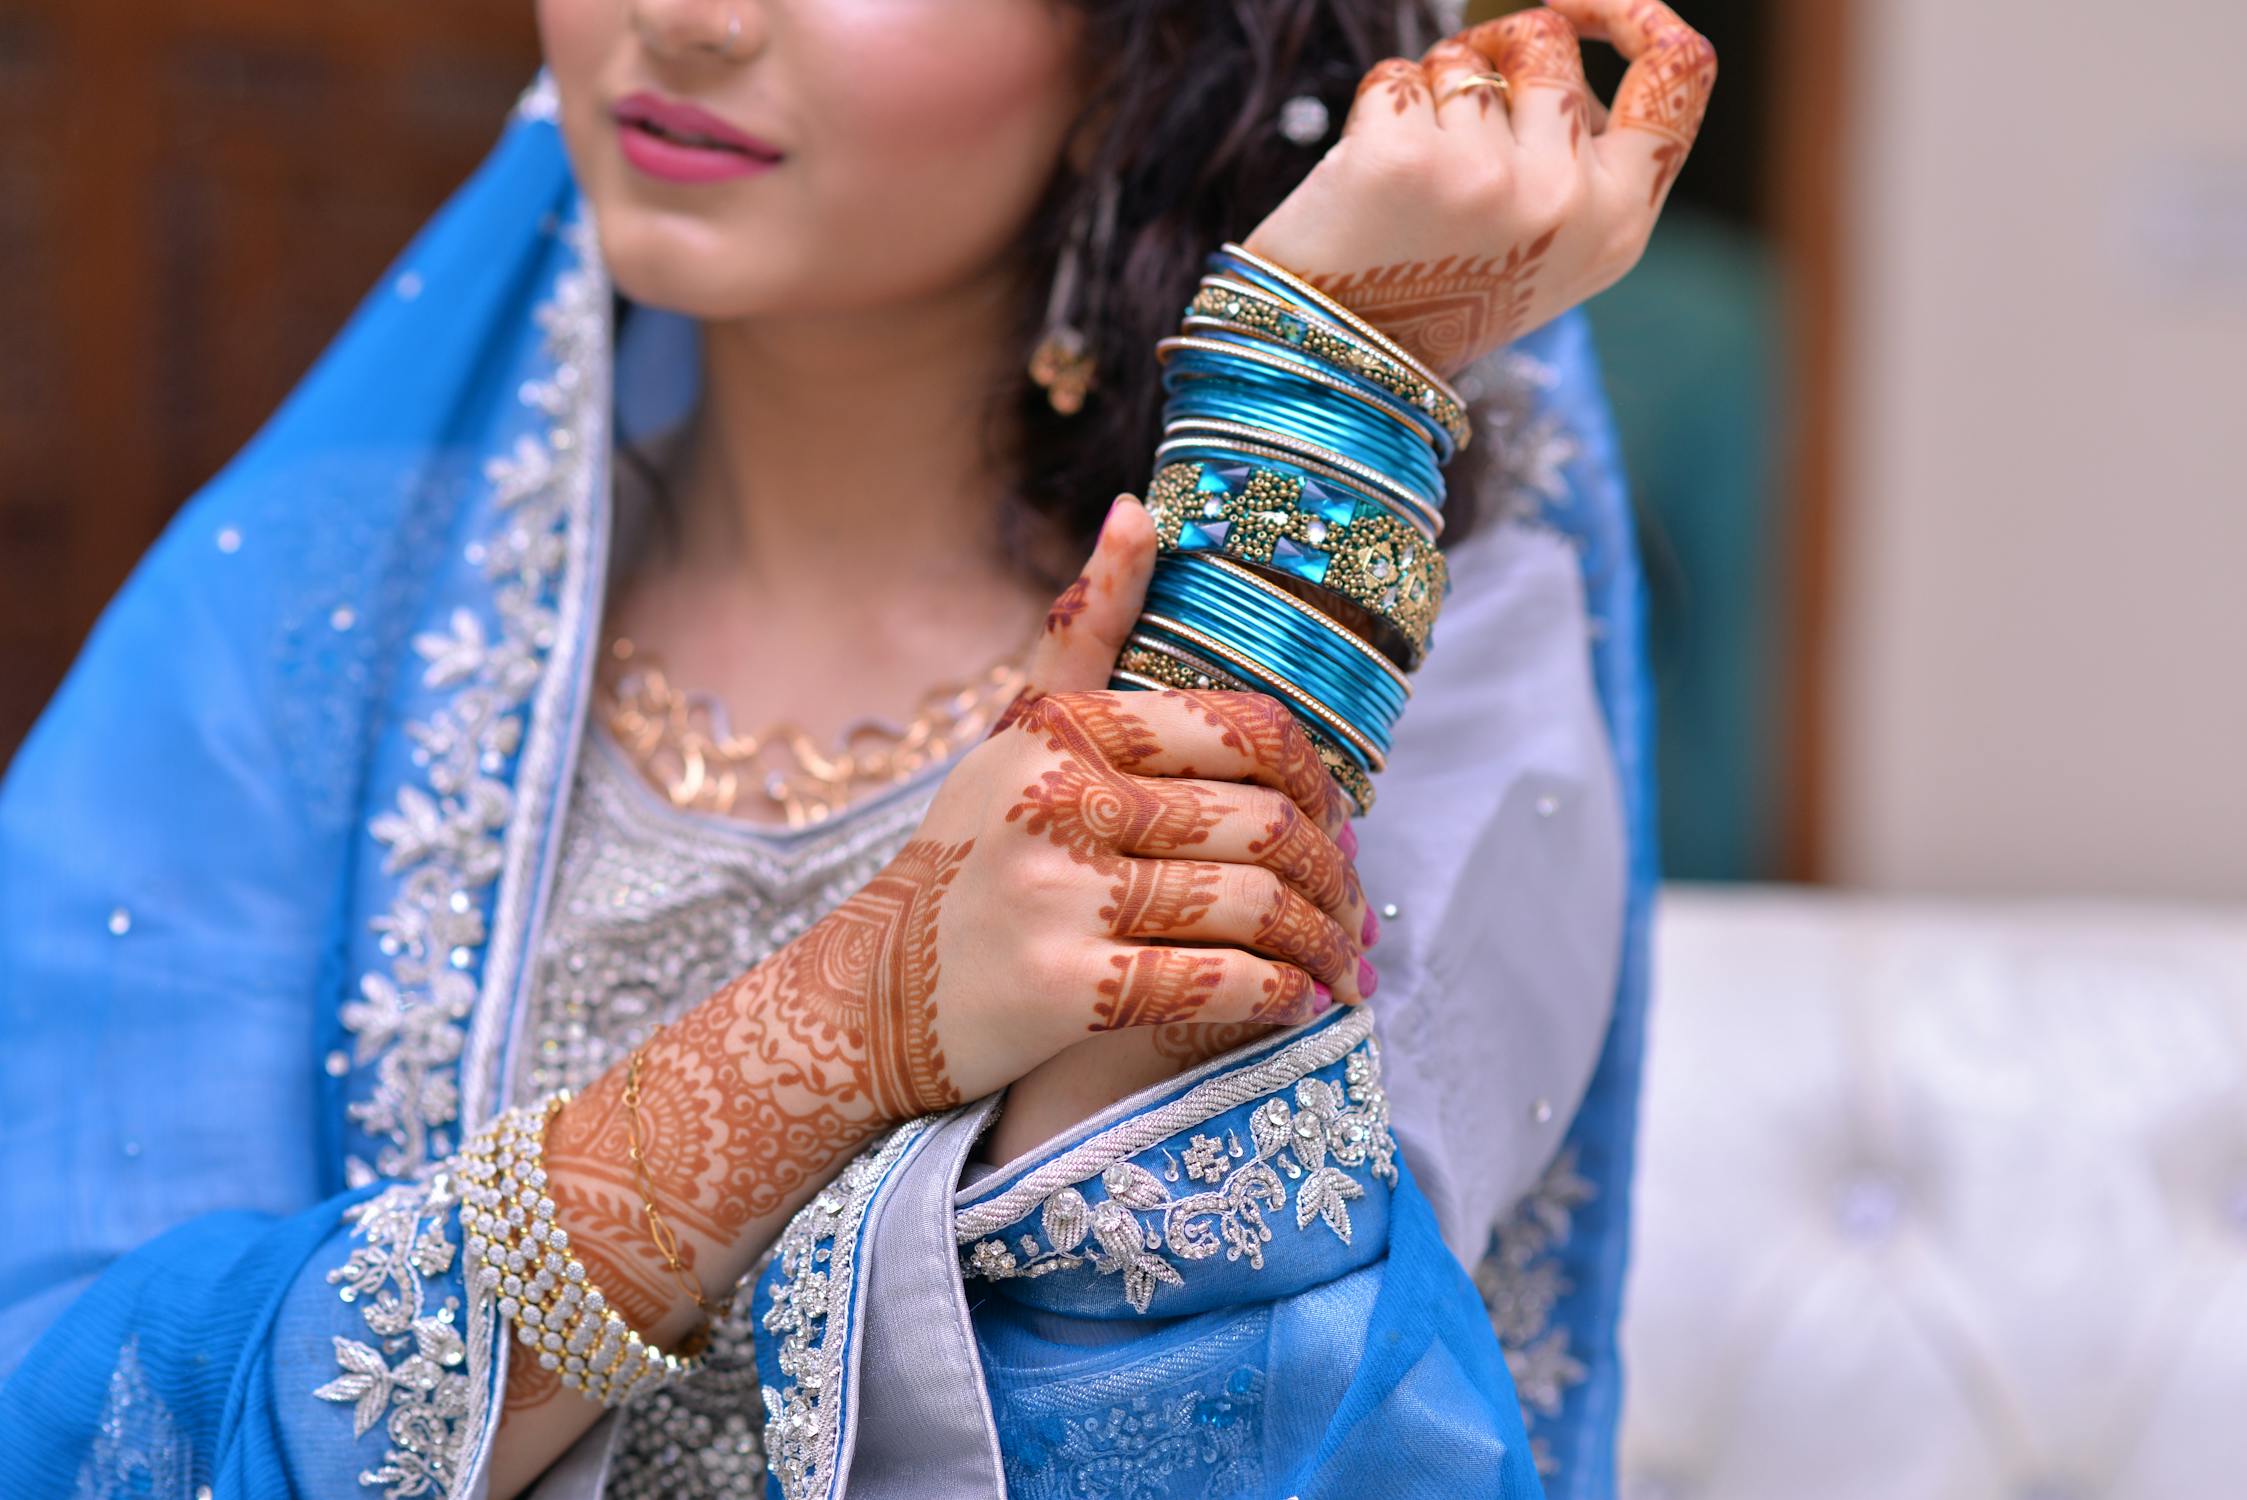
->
<box><xmin>1356</xmin><ymin>58</ymin><xmax>1428</xmax><ymax>116</ymax></box>
<box><xmin>1424</xmin><ymin>41</ymin><xmax>1503</xmax><ymax>119</ymax></box>
<box><xmin>1102</xmin><ymin>857</ymin><xmax>1224</xmax><ymax>938</ymax></box>
<box><xmin>1149</xmin><ymin>1020</ymin><xmax>1271</xmax><ymax>1066</ymax></box>
<box><xmin>1250</xmin><ymin>882</ymin><xmax>1352</xmax><ymax>987</ymax></box>
<box><xmin>1609</xmin><ymin>4</ymin><xmax>1718</xmax><ymax>204</ymax></box>
<box><xmin>1005</xmin><ymin>695</ymin><xmax>1226</xmax><ymax>869</ymax></box>
<box><xmin>1250</xmin><ymin>964</ymin><xmax>1316</xmax><ymax>1023</ymax></box>
<box><xmin>1471</xmin><ymin>10</ymin><xmax>1595</xmax><ymax>153</ymax></box>
<box><xmin>504</xmin><ymin>1337</ymin><xmax>565</xmax><ymax>1412</ymax></box>
<box><xmin>987</xmin><ymin>684</ymin><xmax>1046</xmax><ymax>740</ymax></box>
<box><xmin>1045</xmin><ymin>572</ymin><xmax>1091</xmax><ymax>635</ymax></box>
<box><xmin>1091</xmin><ymin>947</ymin><xmax>1229</xmax><ymax>1031</ymax></box>
<box><xmin>1185</xmin><ymin>692</ymin><xmax>1350</xmax><ymax>835</ymax></box>
<box><xmin>1247</xmin><ymin>801</ymin><xmax>1350</xmax><ymax>915</ymax></box>
<box><xmin>1303</xmin><ymin>231</ymin><xmax>1558</xmax><ymax>375</ymax></box>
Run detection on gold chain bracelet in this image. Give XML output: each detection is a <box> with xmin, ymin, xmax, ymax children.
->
<box><xmin>623</xmin><ymin>1041</ymin><xmax>734</xmax><ymax>1350</ymax></box>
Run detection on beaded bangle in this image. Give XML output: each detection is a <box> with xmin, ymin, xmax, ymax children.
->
<box><xmin>1183</xmin><ymin>276</ymin><xmax>1470</xmax><ymax>455</ymax></box>
<box><xmin>1135</xmin><ymin>609</ymin><xmax>1387</xmax><ymax>773</ymax></box>
<box><xmin>458</xmin><ymin>1091</ymin><xmax>700</xmax><ymax>1407</ymax></box>
<box><xmin>1155</xmin><ymin>423</ymin><xmax>1443</xmax><ymax>541</ymax></box>
<box><xmin>1113</xmin><ymin>636</ymin><xmax>1376</xmax><ymax>817</ymax></box>
<box><xmin>1145</xmin><ymin>458</ymin><xmax>1447</xmax><ymax>669</ymax></box>
<box><xmin>1210</xmin><ymin>242</ymin><xmax>1466</xmax><ymax>422</ymax></box>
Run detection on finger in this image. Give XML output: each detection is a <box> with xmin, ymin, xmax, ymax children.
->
<box><xmin>1015</xmin><ymin>495</ymin><xmax>1158</xmax><ymax>700</ymax></box>
<box><xmin>1082</xmin><ymin>944</ymin><xmax>1336</xmax><ymax>1033</ymax></box>
<box><xmin>1541</xmin><ymin>0</ymin><xmax>1716</xmax><ymax>207</ymax></box>
<box><xmin>1099</xmin><ymin>859</ymin><xmax>1361</xmax><ymax>1002</ymax></box>
<box><xmin>1463</xmin><ymin>8</ymin><xmax>1594</xmax><ymax>159</ymax></box>
<box><xmin>1342</xmin><ymin>56</ymin><xmax>1438</xmax><ymax>137</ymax></box>
<box><xmin>1000</xmin><ymin>689</ymin><xmax>1351</xmax><ymax>847</ymax></box>
<box><xmin>1420</xmin><ymin>37</ymin><xmax>1516</xmax><ymax>143</ymax></box>
<box><xmin>1115</xmin><ymin>780</ymin><xmax>1365</xmax><ymax>946</ymax></box>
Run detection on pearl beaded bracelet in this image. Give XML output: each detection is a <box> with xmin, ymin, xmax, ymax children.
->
<box><xmin>457</xmin><ymin>1091</ymin><xmax>701</xmax><ymax>1407</ymax></box>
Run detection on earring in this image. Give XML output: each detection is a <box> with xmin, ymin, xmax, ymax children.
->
<box><xmin>1029</xmin><ymin>170</ymin><xmax>1118</xmax><ymax>417</ymax></box>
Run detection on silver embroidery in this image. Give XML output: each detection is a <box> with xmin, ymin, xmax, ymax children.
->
<box><xmin>760</xmin><ymin>1123</ymin><xmax>931</xmax><ymax>1500</ymax></box>
<box><xmin>345</xmin><ymin>217</ymin><xmax>605</xmax><ymax>1185</ymax></box>
<box><xmin>962</xmin><ymin>1037</ymin><xmax>1399</xmax><ymax>1314</ymax></box>
<box><xmin>1465</xmin><ymin>349</ymin><xmax>1578</xmax><ymax>527</ymax></box>
<box><xmin>1475</xmin><ymin>1146</ymin><xmax>1597</xmax><ymax>1474</ymax></box>
<box><xmin>71</xmin><ymin>1336</ymin><xmax>192</xmax><ymax>1500</ymax></box>
<box><xmin>317</xmin><ymin>1177</ymin><xmax>474</xmax><ymax>1499</ymax></box>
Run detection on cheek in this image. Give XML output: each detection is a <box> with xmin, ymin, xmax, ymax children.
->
<box><xmin>808</xmin><ymin>6</ymin><xmax>1083</xmax><ymax>238</ymax></box>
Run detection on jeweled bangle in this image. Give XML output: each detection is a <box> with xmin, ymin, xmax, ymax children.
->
<box><xmin>1183</xmin><ymin>277</ymin><xmax>1469</xmax><ymax>455</ymax></box>
<box><xmin>1155</xmin><ymin>423</ymin><xmax>1442</xmax><ymax>542</ymax></box>
<box><xmin>1145</xmin><ymin>458</ymin><xmax>1448</xmax><ymax>669</ymax></box>
<box><xmin>1211</xmin><ymin>242</ymin><xmax>1466</xmax><ymax>424</ymax></box>
<box><xmin>1113</xmin><ymin>636</ymin><xmax>1377</xmax><ymax>817</ymax></box>
<box><xmin>458</xmin><ymin>1091</ymin><xmax>700</xmax><ymax>1407</ymax></box>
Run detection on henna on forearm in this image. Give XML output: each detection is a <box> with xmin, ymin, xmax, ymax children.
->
<box><xmin>1303</xmin><ymin>231</ymin><xmax>1558</xmax><ymax>376</ymax></box>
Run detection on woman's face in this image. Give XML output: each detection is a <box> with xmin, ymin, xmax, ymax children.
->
<box><xmin>539</xmin><ymin>0</ymin><xmax>1092</xmax><ymax>321</ymax></box>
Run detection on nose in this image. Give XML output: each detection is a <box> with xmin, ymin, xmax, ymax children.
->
<box><xmin>632</xmin><ymin>0</ymin><xmax>761</xmax><ymax>64</ymax></box>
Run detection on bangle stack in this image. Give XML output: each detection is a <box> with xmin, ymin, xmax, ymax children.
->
<box><xmin>1115</xmin><ymin>241</ymin><xmax>1475</xmax><ymax>816</ymax></box>
<box><xmin>459</xmin><ymin>1091</ymin><xmax>701</xmax><ymax>1407</ymax></box>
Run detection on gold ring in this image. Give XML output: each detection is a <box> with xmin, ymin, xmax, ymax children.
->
<box><xmin>1437</xmin><ymin>72</ymin><xmax>1512</xmax><ymax>110</ymax></box>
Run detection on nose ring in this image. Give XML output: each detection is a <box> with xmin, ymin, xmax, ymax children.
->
<box><xmin>719</xmin><ymin>10</ymin><xmax>742</xmax><ymax>59</ymax></box>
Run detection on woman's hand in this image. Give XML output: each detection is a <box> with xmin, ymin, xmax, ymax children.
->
<box><xmin>1242</xmin><ymin>0</ymin><xmax>1717</xmax><ymax>377</ymax></box>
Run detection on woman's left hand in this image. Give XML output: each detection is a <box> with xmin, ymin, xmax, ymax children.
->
<box><xmin>1242</xmin><ymin>0</ymin><xmax>1716</xmax><ymax>378</ymax></box>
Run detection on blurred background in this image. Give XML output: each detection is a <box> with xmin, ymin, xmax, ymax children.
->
<box><xmin>2</xmin><ymin>0</ymin><xmax>2242</xmax><ymax>1496</ymax></box>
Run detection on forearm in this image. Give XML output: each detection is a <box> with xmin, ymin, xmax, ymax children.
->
<box><xmin>485</xmin><ymin>908</ymin><xmax>920</xmax><ymax>1497</ymax></box>
<box><xmin>982</xmin><ymin>1023</ymin><xmax>1278</xmax><ymax>1166</ymax></box>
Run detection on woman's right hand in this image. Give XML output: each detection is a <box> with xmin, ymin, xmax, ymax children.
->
<box><xmin>793</xmin><ymin>494</ymin><xmax>1375</xmax><ymax>1122</ymax></box>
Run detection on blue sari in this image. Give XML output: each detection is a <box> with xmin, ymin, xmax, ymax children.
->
<box><xmin>0</xmin><ymin>82</ymin><xmax>1654</xmax><ymax>1500</ymax></box>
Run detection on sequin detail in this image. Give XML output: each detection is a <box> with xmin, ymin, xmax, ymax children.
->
<box><xmin>759</xmin><ymin>1124</ymin><xmax>931</xmax><ymax>1500</ymax></box>
<box><xmin>1475</xmin><ymin>1146</ymin><xmax>1597</xmax><ymax>1475</ymax></box>
<box><xmin>316</xmin><ymin>1177</ymin><xmax>475</xmax><ymax>1499</ymax></box>
<box><xmin>343</xmin><ymin>217</ymin><xmax>605</xmax><ymax>1185</ymax></box>
<box><xmin>960</xmin><ymin>1029</ymin><xmax>1398</xmax><ymax>1314</ymax></box>
<box><xmin>71</xmin><ymin>1337</ymin><xmax>192</xmax><ymax>1500</ymax></box>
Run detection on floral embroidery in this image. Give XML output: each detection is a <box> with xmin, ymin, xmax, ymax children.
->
<box><xmin>1459</xmin><ymin>348</ymin><xmax>1578</xmax><ymax>527</ymax></box>
<box><xmin>759</xmin><ymin>1122</ymin><xmax>929</xmax><ymax>1500</ymax></box>
<box><xmin>1475</xmin><ymin>1146</ymin><xmax>1597</xmax><ymax>1474</ymax></box>
<box><xmin>317</xmin><ymin>1177</ymin><xmax>476</xmax><ymax>1500</ymax></box>
<box><xmin>1001</xmin><ymin>1364</ymin><xmax>1264</xmax><ymax>1500</ymax></box>
<box><xmin>962</xmin><ymin>1039</ymin><xmax>1398</xmax><ymax>1314</ymax></box>
<box><xmin>343</xmin><ymin>216</ymin><xmax>604</xmax><ymax>1186</ymax></box>
<box><xmin>71</xmin><ymin>1336</ymin><xmax>192</xmax><ymax>1500</ymax></box>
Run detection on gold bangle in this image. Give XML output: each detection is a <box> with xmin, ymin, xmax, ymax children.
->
<box><xmin>623</xmin><ymin>1043</ymin><xmax>733</xmax><ymax>1346</ymax></box>
<box><xmin>1115</xmin><ymin>636</ymin><xmax>1376</xmax><ymax>816</ymax></box>
<box><xmin>459</xmin><ymin>1092</ymin><xmax>702</xmax><ymax>1407</ymax></box>
<box><xmin>1155</xmin><ymin>415</ymin><xmax>1443</xmax><ymax>540</ymax></box>
<box><xmin>1144</xmin><ymin>458</ymin><xmax>1447</xmax><ymax>670</ymax></box>
<box><xmin>1184</xmin><ymin>276</ymin><xmax>1471</xmax><ymax>454</ymax></box>
<box><xmin>1215</xmin><ymin>241</ymin><xmax>1467</xmax><ymax>424</ymax></box>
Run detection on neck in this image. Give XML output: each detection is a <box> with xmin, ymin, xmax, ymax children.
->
<box><xmin>670</xmin><ymin>263</ymin><xmax>1041</xmax><ymax>610</ymax></box>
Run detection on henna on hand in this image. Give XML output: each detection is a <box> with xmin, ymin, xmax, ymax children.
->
<box><xmin>1303</xmin><ymin>231</ymin><xmax>1558</xmax><ymax>376</ymax></box>
<box><xmin>1356</xmin><ymin>57</ymin><xmax>1430</xmax><ymax>115</ymax></box>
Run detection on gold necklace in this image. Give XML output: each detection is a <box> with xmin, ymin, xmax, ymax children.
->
<box><xmin>599</xmin><ymin>636</ymin><xmax>1029</xmax><ymax>829</ymax></box>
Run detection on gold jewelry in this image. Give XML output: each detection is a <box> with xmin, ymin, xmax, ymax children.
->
<box><xmin>458</xmin><ymin>1092</ymin><xmax>701</xmax><ymax>1407</ymax></box>
<box><xmin>1183</xmin><ymin>277</ymin><xmax>1471</xmax><ymax>453</ymax></box>
<box><xmin>1144</xmin><ymin>458</ymin><xmax>1447</xmax><ymax>669</ymax></box>
<box><xmin>1135</xmin><ymin>610</ymin><xmax>1387</xmax><ymax>773</ymax></box>
<box><xmin>1437</xmin><ymin>71</ymin><xmax>1513</xmax><ymax>110</ymax></box>
<box><xmin>1154</xmin><ymin>416</ymin><xmax>1443</xmax><ymax>540</ymax></box>
<box><xmin>601</xmin><ymin>638</ymin><xmax>1029</xmax><ymax>827</ymax></box>
<box><xmin>623</xmin><ymin>1043</ymin><xmax>731</xmax><ymax>1346</ymax></box>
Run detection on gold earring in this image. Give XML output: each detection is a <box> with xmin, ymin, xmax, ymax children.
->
<box><xmin>1029</xmin><ymin>171</ymin><xmax>1118</xmax><ymax>417</ymax></box>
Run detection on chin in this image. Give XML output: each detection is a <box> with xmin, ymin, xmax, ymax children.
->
<box><xmin>594</xmin><ymin>208</ymin><xmax>791</xmax><ymax>321</ymax></box>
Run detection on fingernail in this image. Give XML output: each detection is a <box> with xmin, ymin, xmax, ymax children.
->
<box><xmin>1358</xmin><ymin>958</ymin><xmax>1379</xmax><ymax>998</ymax></box>
<box><xmin>1362</xmin><ymin>907</ymin><xmax>1380</xmax><ymax>950</ymax></box>
<box><xmin>1310</xmin><ymin>981</ymin><xmax>1334</xmax><ymax>1015</ymax></box>
<box><xmin>1336</xmin><ymin>822</ymin><xmax>1359</xmax><ymax>859</ymax></box>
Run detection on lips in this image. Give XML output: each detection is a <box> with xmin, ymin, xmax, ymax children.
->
<box><xmin>612</xmin><ymin>91</ymin><xmax>783</xmax><ymax>183</ymax></box>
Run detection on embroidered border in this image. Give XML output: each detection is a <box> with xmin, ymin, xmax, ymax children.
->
<box><xmin>958</xmin><ymin>1030</ymin><xmax>1397</xmax><ymax>1315</ymax></box>
<box><xmin>758</xmin><ymin>1121</ymin><xmax>931</xmax><ymax>1500</ymax></box>
<box><xmin>318</xmin><ymin>1175</ymin><xmax>475</xmax><ymax>1499</ymax></box>
<box><xmin>1474</xmin><ymin>1146</ymin><xmax>1597</xmax><ymax>1475</ymax></box>
<box><xmin>343</xmin><ymin>215</ymin><xmax>605</xmax><ymax>1186</ymax></box>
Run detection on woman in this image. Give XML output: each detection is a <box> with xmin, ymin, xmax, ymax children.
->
<box><xmin>0</xmin><ymin>0</ymin><xmax>1708</xmax><ymax>1496</ymax></box>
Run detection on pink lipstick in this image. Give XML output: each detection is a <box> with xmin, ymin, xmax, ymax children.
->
<box><xmin>613</xmin><ymin>92</ymin><xmax>782</xmax><ymax>184</ymax></box>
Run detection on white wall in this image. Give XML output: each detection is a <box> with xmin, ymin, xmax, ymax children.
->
<box><xmin>1827</xmin><ymin>0</ymin><xmax>2247</xmax><ymax>901</ymax></box>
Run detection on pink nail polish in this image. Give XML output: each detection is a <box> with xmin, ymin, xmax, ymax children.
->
<box><xmin>1362</xmin><ymin>907</ymin><xmax>1380</xmax><ymax>950</ymax></box>
<box><xmin>1336</xmin><ymin>822</ymin><xmax>1359</xmax><ymax>859</ymax></box>
<box><xmin>1309</xmin><ymin>981</ymin><xmax>1334</xmax><ymax>1015</ymax></box>
<box><xmin>1358</xmin><ymin>957</ymin><xmax>1379</xmax><ymax>998</ymax></box>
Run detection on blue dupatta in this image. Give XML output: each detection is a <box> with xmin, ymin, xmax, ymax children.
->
<box><xmin>0</xmin><ymin>83</ymin><xmax>1654</xmax><ymax>1500</ymax></box>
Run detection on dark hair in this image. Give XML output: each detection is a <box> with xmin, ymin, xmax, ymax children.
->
<box><xmin>988</xmin><ymin>0</ymin><xmax>1495</xmax><ymax>593</ymax></box>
